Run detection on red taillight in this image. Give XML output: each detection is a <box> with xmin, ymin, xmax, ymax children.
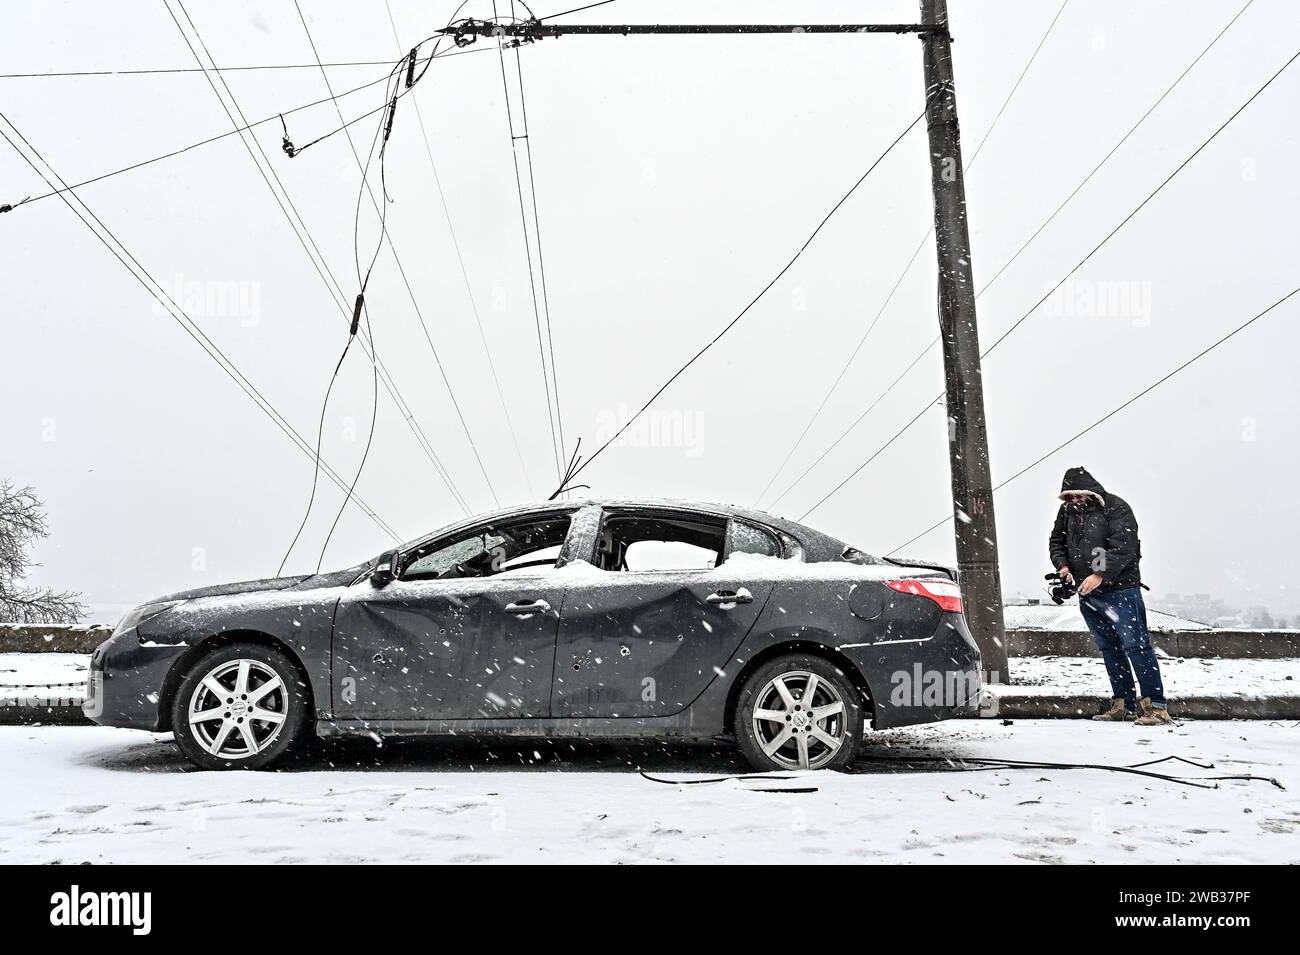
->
<box><xmin>885</xmin><ymin>577</ymin><xmax>964</xmax><ymax>614</ymax></box>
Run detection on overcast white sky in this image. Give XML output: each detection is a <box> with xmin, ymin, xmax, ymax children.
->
<box><xmin>2</xmin><ymin>0</ymin><xmax>1298</xmax><ymax>623</ymax></box>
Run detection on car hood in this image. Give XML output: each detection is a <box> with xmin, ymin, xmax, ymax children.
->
<box><xmin>153</xmin><ymin>575</ymin><xmax>312</xmax><ymax>603</ymax></box>
<box><xmin>152</xmin><ymin>562</ymin><xmax>369</xmax><ymax>603</ymax></box>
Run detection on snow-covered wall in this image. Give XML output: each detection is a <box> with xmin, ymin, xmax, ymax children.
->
<box><xmin>0</xmin><ymin>625</ymin><xmax>111</xmax><ymax>653</ymax></box>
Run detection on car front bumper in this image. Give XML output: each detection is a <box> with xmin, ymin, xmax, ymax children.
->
<box><xmin>84</xmin><ymin>629</ymin><xmax>189</xmax><ymax>731</ymax></box>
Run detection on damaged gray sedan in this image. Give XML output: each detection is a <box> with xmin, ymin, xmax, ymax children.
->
<box><xmin>86</xmin><ymin>499</ymin><xmax>981</xmax><ymax>771</ymax></box>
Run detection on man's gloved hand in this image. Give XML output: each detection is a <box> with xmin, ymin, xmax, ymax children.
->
<box><xmin>1077</xmin><ymin>573</ymin><xmax>1105</xmax><ymax>596</ymax></box>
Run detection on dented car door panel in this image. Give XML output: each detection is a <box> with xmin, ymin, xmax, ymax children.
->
<box><xmin>332</xmin><ymin>577</ymin><xmax>561</xmax><ymax>720</ymax></box>
<box><xmin>554</xmin><ymin>571</ymin><xmax>773</xmax><ymax>718</ymax></box>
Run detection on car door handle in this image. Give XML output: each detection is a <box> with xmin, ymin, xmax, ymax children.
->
<box><xmin>504</xmin><ymin>599</ymin><xmax>552</xmax><ymax>615</ymax></box>
<box><xmin>706</xmin><ymin>588</ymin><xmax>753</xmax><ymax>606</ymax></box>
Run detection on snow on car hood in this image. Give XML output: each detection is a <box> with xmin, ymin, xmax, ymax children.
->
<box><xmin>153</xmin><ymin>575</ymin><xmax>313</xmax><ymax>603</ymax></box>
<box><xmin>151</xmin><ymin>562</ymin><xmax>369</xmax><ymax>604</ymax></box>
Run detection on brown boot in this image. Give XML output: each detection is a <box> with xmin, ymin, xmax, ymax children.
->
<box><xmin>1134</xmin><ymin>697</ymin><xmax>1172</xmax><ymax>726</ymax></box>
<box><xmin>1091</xmin><ymin>699</ymin><xmax>1133</xmax><ymax>721</ymax></box>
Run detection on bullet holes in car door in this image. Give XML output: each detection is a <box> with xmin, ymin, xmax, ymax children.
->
<box><xmin>554</xmin><ymin>509</ymin><xmax>773</xmax><ymax>717</ymax></box>
<box><xmin>333</xmin><ymin>511</ymin><xmax>575</xmax><ymax>720</ymax></box>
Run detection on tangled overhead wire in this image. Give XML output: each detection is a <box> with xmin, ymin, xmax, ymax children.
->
<box><xmin>279</xmin><ymin>114</ymin><xmax>296</xmax><ymax>158</ymax></box>
<box><xmin>280</xmin><ymin>40</ymin><xmax>432</xmax><ymax>160</ymax></box>
<box><xmin>547</xmin><ymin>439</ymin><xmax>589</xmax><ymax>500</ymax></box>
<box><xmin>450</xmin><ymin>16</ymin><xmax>543</xmax><ymax>48</ymax></box>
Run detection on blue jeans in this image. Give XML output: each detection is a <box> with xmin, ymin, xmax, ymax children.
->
<box><xmin>1078</xmin><ymin>587</ymin><xmax>1166</xmax><ymax>709</ymax></box>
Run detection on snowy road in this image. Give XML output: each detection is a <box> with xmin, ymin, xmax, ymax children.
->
<box><xmin>1</xmin><ymin>721</ymin><xmax>1296</xmax><ymax>864</ymax></box>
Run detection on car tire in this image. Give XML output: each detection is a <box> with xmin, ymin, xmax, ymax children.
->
<box><xmin>735</xmin><ymin>654</ymin><xmax>864</xmax><ymax>772</ymax></box>
<box><xmin>171</xmin><ymin>642</ymin><xmax>310</xmax><ymax>771</ymax></box>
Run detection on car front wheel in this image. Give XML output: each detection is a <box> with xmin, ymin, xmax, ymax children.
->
<box><xmin>171</xmin><ymin>643</ymin><xmax>308</xmax><ymax>771</ymax></box>
<box><xmin>735</xmin><ymin>654</ymin><xmax>863</xmax><ymax>772</ymax></box>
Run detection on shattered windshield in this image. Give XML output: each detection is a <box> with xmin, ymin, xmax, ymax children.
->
<box><xmin>401</xmin><ymin>514</ymin><xmax>571</xmax><ymax>581</ymax></box>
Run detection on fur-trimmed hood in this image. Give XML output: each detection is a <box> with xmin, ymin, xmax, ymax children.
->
<box><xmin>1058</xmin><ymin>466</ymin><xmax>1106</xmax><ymax>506</ymax></box>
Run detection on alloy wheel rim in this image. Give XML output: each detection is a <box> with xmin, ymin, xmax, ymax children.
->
<box><xmin>188</xmin><ymin>659</ymin><xmax>288</xmax><ymax>759</ymax></box>
<box><xmin>751</xmin><ymin>670</ymin><xmax>847</xmax><ymax>770</ymax></box>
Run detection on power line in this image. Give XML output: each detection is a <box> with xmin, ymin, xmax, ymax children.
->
<box><xmin>768</xmin><ymin>336</ymin><xmax>937</xmax><ymax>510</ymax></box>
<box><xmin>494</xmin><ymin>18</ymin><xmax>564</xmax><ymax>482</ymax></box>
<box><xmin>169</xmin><ymin>0</ymin><xmax>421</xmax><ymax>552</ymax></box>
<box><xmin>982</xmin><ymin>43</ymin><xmax>1298</xmax><ymax>359</ymax></box>
<box><xmin>294</xmin><ymin>0</ymin><xmax>503</xmax><ymax>510</ymax></box>
<box><xmin>165</xmin><ymin>0</ymin><xmax>473</xmax><ymax>516</ymax></box>
<box><xmin>510</xmin><ymin>0</ymin><xmax>568</xmax><ymax>483</ymax></box>
<box><xmin>755</xmin><ymin>0</ymin><xmax>1071</xmax><ymax>506</ymax></box>
<box><xmin>790</xmin><ymin>33</ymin><xmax>1295</xmax><ymax>522</ymax></box>
<box><xmin>766</xmin><ymin>0</ymin><xmax>1253</xmax><ymax>510</ymax></box>
<box><xmin>886</xmin><ymin>285</ymin><xmax>1300</xmax><ymax>556</ymax></box>
<box><xmin>0</xmin><ymin>112</ymin><xmax>402</xmax><ymax>544</ymax></box>
<box><xmin>567</xmin><ymin>100</ymin><xmax>932</xmax><ymax>486</ymax></box>
<box><xmin>0</xmin><ymin>58</ymin><xmax>417</xmax><ymax>79</ymax></box>
<box><xmin>0</xmin><ymin>46</ymin><xmax>488</xmax><ymax>214</ymax></box>
<box><xmin>976</xmin><ymin>0</ymin><xmax>1257</xmax><ymax>304</ymax></box>
<box><xmin>0</xmin><ymin>42</ymin><xmax>495</xmax><ymax>79</ymax></box>
<box><xmin>383</xmin><ymin>0</ymin><xmax>537</xmax><ymax>500</ymax></box>
<box><xmin>171</xmin><ymin>0</ymin><xmax>473</xmax><ymax>519</ymax></box>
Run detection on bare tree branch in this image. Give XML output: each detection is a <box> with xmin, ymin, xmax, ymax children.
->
<box><xmin>0</xmin><ymin>480</ymin><xmax>85</xmax><ymax>624</ymax></box>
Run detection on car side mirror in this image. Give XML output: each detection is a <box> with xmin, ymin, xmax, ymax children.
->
<box><xmin>371</xmin><ymin>549</ymin><xmax>397</xmax><ymax>588</ymax></box>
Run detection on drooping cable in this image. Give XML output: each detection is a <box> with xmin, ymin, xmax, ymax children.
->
<box><xmin>277</xmin><ymin>336</ymin><xmax>358</xmax><ymax>575</ymax></box>
<box><xmin>316</xmin><ymin>64</ymin><xmax>406</xmax><ymax>573</ymax></box>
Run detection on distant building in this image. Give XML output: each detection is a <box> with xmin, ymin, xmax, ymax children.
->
<box><xmin>1155</xmin><ymin>592</ymin><xmax>1236</xmax><ymax>625</ymax></box>
<box><xmin>1003</xmin><ymin>596</ymin><xmax>1211</xmax><ymax>631</ymax></box>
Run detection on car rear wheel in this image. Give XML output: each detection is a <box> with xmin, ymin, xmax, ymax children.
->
<box><xmin>171</xmin><ymin>643</ymin><xmax>309</xmax><ymax>771</ymax></box>
<box><xmin>735</xmin><ymin>654</ymin><xmax>863</xmax><ymax>772</ymax></box>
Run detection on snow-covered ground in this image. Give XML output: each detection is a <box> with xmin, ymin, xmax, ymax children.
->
<box><xmin>995</xmin><ymin>655</ymin><xmax>1300</xmax><ymax>699</ymax></box>
<box><xmin>0</xmin><ymin>652</ymin><xmax>87</xmax><ymax>684</ymax></box>
<box><xmin>1</xmin><ymin>721</ymin><xmax>1295</xmax><ymax>864</ymax></box>
<box><xmin>0</xmin><ymin>652</ymin><xmax>88</xmax><ymax>704</ymax></box>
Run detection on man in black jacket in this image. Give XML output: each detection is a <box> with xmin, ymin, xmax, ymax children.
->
<box><xmin>1049</xmin><ymin>466</ymin><xmax>1169</xmax><ymax>725</ymax></box>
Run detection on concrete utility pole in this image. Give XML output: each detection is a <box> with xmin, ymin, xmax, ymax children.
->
<box><xmin>918</xmin><ymin>0</ymin><xmax>1009</xmax><ymax>681</ymax></box>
